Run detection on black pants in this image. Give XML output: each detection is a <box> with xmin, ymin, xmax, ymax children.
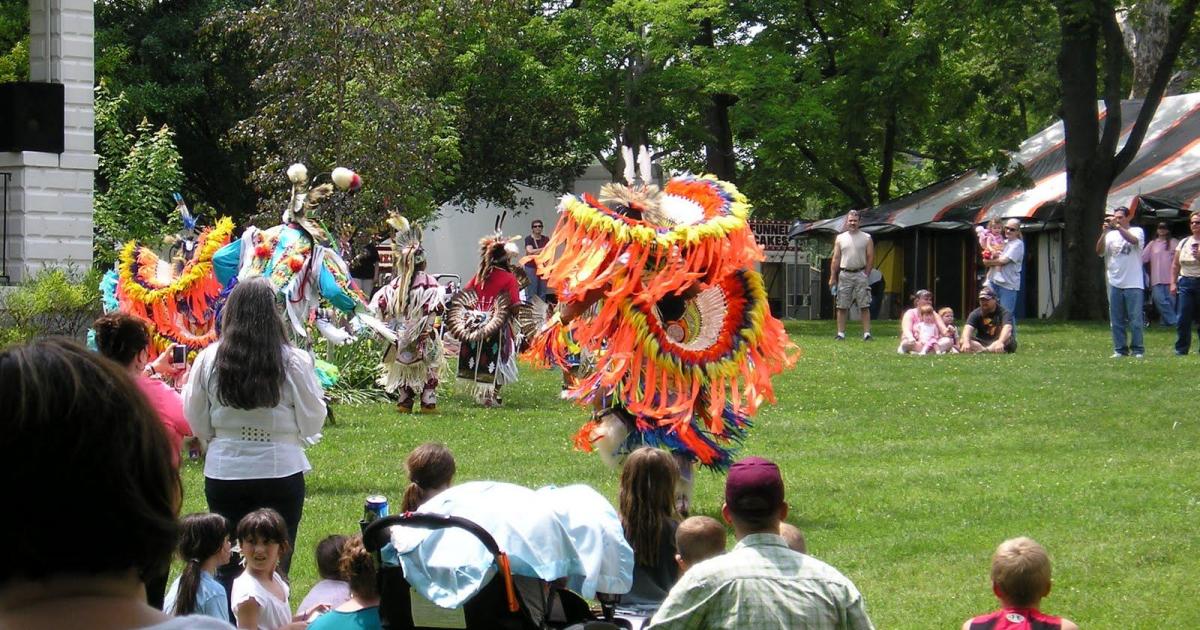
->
<box><xmin>205</xmin><ymin>472</ymin><xmax>305</xmax><ymax>615</ymax></box>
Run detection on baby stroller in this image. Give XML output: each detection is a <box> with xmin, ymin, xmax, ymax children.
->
<box><xmin>362</xmin><ymin>482</ymin><xmax>638</xmax><ymax>630</ymax></box>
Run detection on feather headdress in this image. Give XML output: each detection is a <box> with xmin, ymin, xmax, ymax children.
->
<box><xmin>386</xmin><ymin>213</ymin><xmax>427</xmax><ymax>319</ymax></box>
<box><xmin>474</xmin><ymin>211</ymin><xmax>521</xmax><ymax>285</ymax></box>
<box><xmin>281</xmin><ymin>162</ymin><xmax>362</xmax><ymax>244</ymax></box>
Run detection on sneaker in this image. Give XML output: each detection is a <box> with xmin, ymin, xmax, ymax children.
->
<box><xmin>835</xmin><ymin>333</ymin><xmax>846</xmax><ymax>341</ymax></box>
<box><xmin>1109</xmin><ymin>352</ymin><xmax>1125</xmax><ymax>358</ymax></box>
<box><xmin>863</xmin><ymin>332</ymin><xmax>873</xmax><ymax>341</ymax></box>
<box><xmin>897</xmin><ymin>343</ymin><xmax>906</xmax><ymax>355</ymax></box>
<box><xmin>1133</xmin><ymin>353</ymin><xmax>1144</xmax><ymax>359</ymax></box>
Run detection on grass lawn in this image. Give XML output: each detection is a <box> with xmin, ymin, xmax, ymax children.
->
<box><xmin>178</xmin><ymin>319</ymin><xmax>1199</xmax><ymax>629</ymax></box>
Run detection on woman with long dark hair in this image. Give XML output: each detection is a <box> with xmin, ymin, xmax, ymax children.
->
<box><xmin>183</xmin><ymin>277</ymin><xmax>326</xmax><ymax>599</ymax></box>
<box><xmin>618</xmin><ymin>448</ymin><xmax>682</xmax><ymax>609</ymax></box>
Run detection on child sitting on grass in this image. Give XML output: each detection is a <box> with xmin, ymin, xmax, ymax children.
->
<box><xmin>673</xmin><ymin>516</ymin><xmax>726</xmax><ymax>574</ymax></box>
<box><xmin>164</xmin><ymin>512</ymin><xmax>232</xmax><ymax>622</ymax></box>
<box><xmin>939</xmin><ymin>307</ymin><xmax>959</xmax><ymax>353</ymax></box>
<box><xmin>233</xmin><ymin>509</ymin><xmax>326</xmax><ymax>630</ymax></box>
<box><xmin>297</xmin><ymin>534</ymin><xmax>351</xmax><ymax>618</ymax></box>
<box><xmin>962</xmin><ymin>537</ymin><xmax>1079</xmax><ymax>630</ymax></box>
<box><xmin>778</xmin><ymin>522</ymin><xmax>807</xmax><ymax>554</ymax></box>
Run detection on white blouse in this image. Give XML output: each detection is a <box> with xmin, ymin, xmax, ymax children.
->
<box><xmin>231</xmin><ymin>570</ymin><xmax>292</xmax><ymax>630</ymax></box>
<box><xmin>183</xmin><ymin>342</ymin><xmax>326</xmax><ymax>480</ymax></box>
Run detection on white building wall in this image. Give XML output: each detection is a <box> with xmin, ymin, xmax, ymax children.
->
<box><xmin>422</xmin><ymin>161</ymin><xmax>612</xmax><ymax>284</ymax></box>
<box><xmin>0</xmin><ymin>0</ymin><xmax>96</xmax><ymax>282</ymax></box>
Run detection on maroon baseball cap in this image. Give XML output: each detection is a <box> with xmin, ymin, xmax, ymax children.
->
<box><xmin>725</xmin><ymin>457</ymin><xmax>785</xmax><ymax>516</ymax></box>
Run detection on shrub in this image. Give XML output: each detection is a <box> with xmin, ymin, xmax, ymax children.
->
<box><xmin>0</xmin><ymin>267</ymin><xmax>103</xmax><ymax>345</ymax></box>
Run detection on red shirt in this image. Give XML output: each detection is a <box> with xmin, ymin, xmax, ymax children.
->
<box><xmin>968</xmin><ymin>607</ymin><xmax>1064</xmax><ymax>629</ymax></box>
<box><xmin>467</xmin><ymin>269</ymin><xmax>520</xmax><ymax>310</ymax></box>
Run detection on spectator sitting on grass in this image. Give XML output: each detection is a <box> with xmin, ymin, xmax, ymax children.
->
<box><xmin>401</xmin><ymin>443</ymin><xmax>457</xmax><ymax>512</ymax></box>
<box><xmin>674</xmin><ymin>516</ymin><xmax>727</xmax><ymax>574</ymax></box>
<box><xmin>619</xmin><ymin>448</ymin><xmax>682</xmax><ymax>608</ymax></box>
<box><xmin>0</xmin><ymin>339</ymin><xmax>231</xmax><ymax>630</ymax></box>
<box><xmin>960</xmin><ymin>286</ymin><xmax>1016</xmax><ymax>354</ymax></box>
<box><xmin>962</xmin><ymin>537</ymin><xmax>1078</xmax><ymax>630</ymax></box>
<box><xmin>779</xmin><ymin>523</ymin><xmax>807</xmax><ymax>554</ymax></box>
<box><xmin>648</xmin><ymin>456</ymin><xmax>874</xmax><ymax>629</ymax></box>
<box><xmin>307</xmin><ymin>534</ymin><xmax>381</xmax><ymax>630</ymax></box>
<box><xmin>297</xmin><ymin>535</ymin><xmax>351</xmax><ymax>618</ymax></box>
<box><xmin>898</xmin><ymin>290</ymin><xmax>933</xmax><ymax>354</ymax></box>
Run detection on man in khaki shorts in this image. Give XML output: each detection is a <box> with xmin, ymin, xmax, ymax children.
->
<box><xmin>829</xmin><ymin>210</ymin><xmax>875</xmax><ymax>340</ymax></box>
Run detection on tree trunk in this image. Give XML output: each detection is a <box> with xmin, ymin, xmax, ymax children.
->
<box><xmin>1054</xmin><ymin>1</ymin><xmax>1110</xmax><ymax>319</ymax></box>
<box><xmin>1118</xmin><ymin>0</ymin><xmax>1171</xmax><ymax>98</ymax></box>
<box><xmin>702</xmin><ymin>93</ymin><xmax>738</xmax><ymax>181</ymax></box>
<box><xmin>696</xmin><ymin>19</ymin><xmax>738</xmax><ymax>181</ymax></box>
<box><xmin>1059</xmin><ymin>176</ymin><xmax>1110</xmax><ymax>319</ymax></box>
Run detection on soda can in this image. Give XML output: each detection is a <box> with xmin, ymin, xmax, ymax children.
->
<box><xmin>364</xmin><ymin>495</ymin><xmax>389</xmax><ymax>523</ymax></box>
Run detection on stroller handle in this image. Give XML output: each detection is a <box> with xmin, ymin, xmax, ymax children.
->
<box><xmin>363</xmin><ymin>512</ymin><xmax>504</xmax><ymax>556</ymax></box>
<box><xmin>361</xmin><ymin>512</ymin><xmax>520</xmax><ymax>613</ymax></box>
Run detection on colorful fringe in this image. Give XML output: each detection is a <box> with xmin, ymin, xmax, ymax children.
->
<box><xmin>112</xmin><ymin>218</ymin><xmax>235</xmax><ymax>356</ymax></box>
<box><xmin>524</xmin><ymin>176</ymin><xmax>799</xmax><ymax>469</ymax></box>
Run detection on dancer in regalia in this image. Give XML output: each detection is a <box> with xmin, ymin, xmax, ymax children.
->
<box><xmin>524</xmin><ymin>152</ymin><xmax>797</xmax><ymax>511</ymax></box>
<box><xmin>445</xmin><ymin>220</ymin><xmax>521</xmax><ymax>407</ymax></box>
<box><xmin>212</xmin><ymin>163</ymin><xmax>385</xmax><ymax>350</ymax></box>
<box><xmin>369</xmin><ymin>215</ymin><xmax>446</xmax><ymax>413</ymax></box>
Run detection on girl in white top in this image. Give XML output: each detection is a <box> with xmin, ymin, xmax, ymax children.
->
<box><xmin>232</xmin><ymin>509</ymin><xmax>325</xmax><ymax>630</ymax></box>
<box><xmin>183</xmin><ymin>277</ymin><xmax>327</xmax><ymax>591</ymax></box>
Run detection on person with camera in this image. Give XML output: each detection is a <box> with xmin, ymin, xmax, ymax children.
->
<box><xmin>1095</xmin><ymin>206</ymin><xmax>1145</xmax><ymax>358</ymax></box>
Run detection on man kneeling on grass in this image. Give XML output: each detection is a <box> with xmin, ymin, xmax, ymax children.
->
<box><xmin>647</xmin><ymin>457</ymin><xmax>873</xmax><ymax>629</ymax></box>
<box><xmin>961</xmin><ymin>286</ymin><xmax>1017</xmax><ymax>354</ymax></box>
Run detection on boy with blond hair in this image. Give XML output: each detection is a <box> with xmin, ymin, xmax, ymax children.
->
<box><xmin>673</xmin><ymin>516</ymin><xmax>727</xmax><ymax>574</ymax></box>
<box><xmin>962</xmin><ymin>537</ymin><xmax>1078</xmax><ymax>630</ymax></box>
<box><xmin>779</xmin><ymin>522</ymin><xmax>807</xmax><ymax>554</ymax></box>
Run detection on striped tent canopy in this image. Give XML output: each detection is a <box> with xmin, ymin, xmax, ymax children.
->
<box><xmin>792</xmin><ymin>93</ymin><xmax>1200</xmax><ymax>237</ymax></box>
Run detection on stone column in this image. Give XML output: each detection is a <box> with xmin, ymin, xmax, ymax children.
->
<box><xmin>0</xmin><ymin>0</ymin><xmax>96</xmax><ymax>282</ymax></box>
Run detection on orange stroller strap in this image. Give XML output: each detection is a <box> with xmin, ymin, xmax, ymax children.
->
<box><xmin>496</xmin><ymin>552</ymin><xmax>519</xmax><ymax>613</ymax></box>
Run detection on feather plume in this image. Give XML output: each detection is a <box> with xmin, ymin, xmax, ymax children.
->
<box><xmin>637</xmin><ymin>145</ymin><xmax>653</xmax><ymax>185</ymax></box>
<box><xmin>621</xmin><ymin>145</ymin><xmax>635</xmax><ymax>185</ymax></box>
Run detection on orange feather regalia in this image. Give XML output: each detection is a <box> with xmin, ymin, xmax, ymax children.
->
<box><xmin>523</xmin><ymin>175</ymin><xmax>798</xmax><ymax>470</ymax></box>
<box><xmin>109</xmin><ymin>218</ymin><xmax>235</xmax><ymax>357</ymax></box>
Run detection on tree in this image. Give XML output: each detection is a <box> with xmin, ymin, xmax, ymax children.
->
<box><xmin>1052</xmin><ymin>0</ymin><xmax>1199</xmax><ymax>319</ymax></box>
<box><xmin>95</xmin><ymin>0</ymin><xmax>259</xmax><ymax>221</ymax></box>
<box><xmin>92</xmin><ymin>83</ymin><xmax>185</xmax><ymax>268</ymax></box>
<box><xmin>727</xmin><ymin>0</ymin><xmax>1061</xmax><ymax>218</ymax></box>
<box><xmin>0</xmin><ymin>0</ymin><xmax>27</xmax><ymax>82</ymax></box>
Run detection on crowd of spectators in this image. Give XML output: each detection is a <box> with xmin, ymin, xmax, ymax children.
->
<box><xmin>0</xmin><ymin>269</ymin><xmax>1092</xmax><ymax>629</ymax></box>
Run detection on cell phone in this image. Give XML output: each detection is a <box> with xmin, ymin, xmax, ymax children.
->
<box><xmin>170</xmin><ymin>344</ymin><xmax>187</xmax><ymax>367</ymax></box>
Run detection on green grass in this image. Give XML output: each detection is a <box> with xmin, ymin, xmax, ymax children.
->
<box><xmin>178</xmin><ymin>320</ymin><xmax>1200</xmax><ymax>629</ymax></box>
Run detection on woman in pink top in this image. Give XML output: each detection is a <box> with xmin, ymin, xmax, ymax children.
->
<box><xmin>92</xmin><ymin>312</ymin><xmax>192</xmax><ymax>611</ymax></box>
<box><xmin>93</xmin><ymin>313</ymin><xmax>191</xmax><ymax>468</ymax></box>
<box><xmin>897</xmin><ymin>289</ymin><xmax>934</xmax><ymax>354</ymax></box>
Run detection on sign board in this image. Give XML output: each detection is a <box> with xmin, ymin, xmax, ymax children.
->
<box><xmin>749</xmin><ymin>220</ymin><xmax>798</xmax><ymax>252</ymax></box>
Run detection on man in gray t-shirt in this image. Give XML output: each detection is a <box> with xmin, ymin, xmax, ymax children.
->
<box><xmin>828</xmin><ymin>210</ymin><xmax>875</xmax><ymax>341</ymax></box>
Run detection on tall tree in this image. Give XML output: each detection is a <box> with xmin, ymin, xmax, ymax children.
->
<box><xmin>95</xmin><ymin>0</ymin><xmax>258</xmax><ymax>221</ymax></box>
<box><xmin>1052</xmin><ymin>0</ymin><xmax>1199</xmax><ymax>318</ymax></box>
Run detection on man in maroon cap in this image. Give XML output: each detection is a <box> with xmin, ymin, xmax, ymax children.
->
<box><xmin>648</xmin><ymin>456</ymin><xmax>874</xmax><ymax>629</ymax></box>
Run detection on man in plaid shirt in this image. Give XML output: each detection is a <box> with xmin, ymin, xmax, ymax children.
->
<box><xmin>647</xmin><ymin>457</ymin><xmax>874</xmax><ymax>629</ymax></box>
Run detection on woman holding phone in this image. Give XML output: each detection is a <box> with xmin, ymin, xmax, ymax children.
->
<box><xmin>92</xmin><ymin>312</ymin><xmax>193</xmax><ymax>609</ymax></box>
<box><xmin>183</xmin><ymin>277</ymin><xmax>327</xmax><ymax>600</ymax></box>
<box><xmin>93</xmin><ymin>313</ymin><xmax>192</xmax><ymax>469</ymax></box>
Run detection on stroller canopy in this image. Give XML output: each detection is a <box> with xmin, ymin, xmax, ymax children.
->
<box><xmin>382</xmin><ymin>481</ymin><xmax>635</xmax><ymax>608</ymax></box>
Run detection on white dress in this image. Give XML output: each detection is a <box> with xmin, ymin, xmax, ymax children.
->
<box><xmin>231</xmin><ymin>571</ymin><xmax>292</xmax><ymax>630</ymax></box>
